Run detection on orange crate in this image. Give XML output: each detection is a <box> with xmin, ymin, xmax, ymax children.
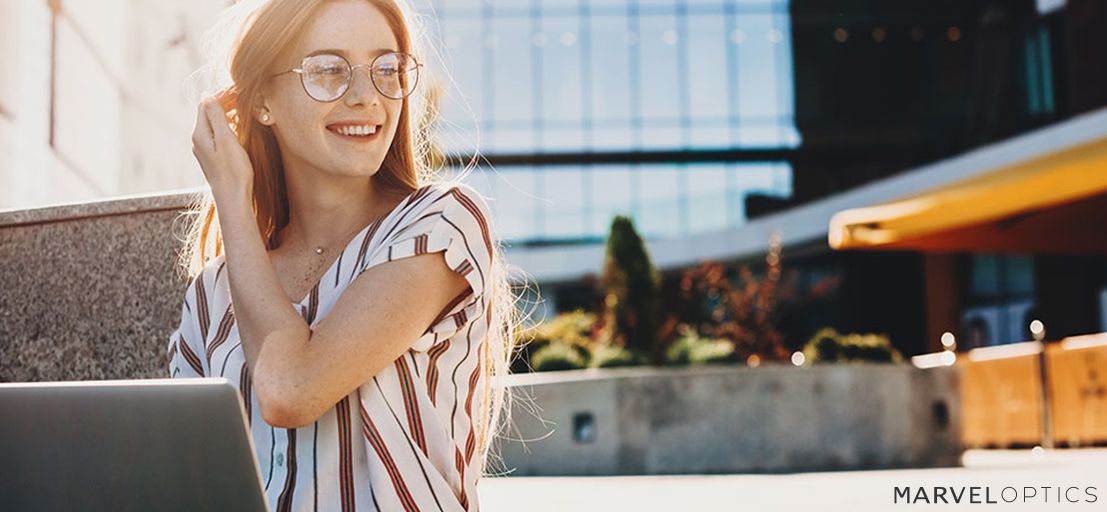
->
<box><xmin>1046</xmin><ymin>333</ymin><xmax>1107</xmax><ymax>446</ymax></box>
<box><xmin>959</xmin><ymin>342</ymin><xmax>1044</xmax><ymax>448</ymax></box>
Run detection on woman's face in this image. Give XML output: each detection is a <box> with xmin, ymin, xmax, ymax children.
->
<box><xmin>262</xmin><ymin>0</ymin><xmax>404</xmax><ymax>181</ymax></box>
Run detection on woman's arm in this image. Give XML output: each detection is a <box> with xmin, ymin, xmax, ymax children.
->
<box><xmin>192</xmin><ymin>93</ymin><xmax>302</xmax><ymax>381</ymax></box>
<box><xmin>254</xmin><ymin>250</ymin><xmax>469</xmax><ymax>429</ymax></box>
<box><xmin>213</xmin><ymin>186</ymin><xmax>309</xmax><ymax>394</ymax></box>
<box><xmin>191</xmin><ymin>93</ymin><xmax>470</xmax><ymax>429</ymax></box>
<box><xmin>217</xmin><ymin>182</ymin><xmax>469</xmax><ymax>428</ymax></box>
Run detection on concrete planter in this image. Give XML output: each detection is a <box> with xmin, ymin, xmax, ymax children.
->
<box><xmin>491</xmin><ymin>362</ymin><xmax>962</xmax><ymax>476</ymax></box>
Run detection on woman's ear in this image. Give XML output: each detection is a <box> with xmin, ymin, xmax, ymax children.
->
<box><xmin>252</xmin><ymin>90</ymin><xmax>274</xmax><ymax>125</ymax></box>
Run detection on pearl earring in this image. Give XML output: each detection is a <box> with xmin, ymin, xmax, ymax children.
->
<box><xmin>261</xmin><ymin>111</ymin><xmax>271</xmax><ymax>123</ymax></box>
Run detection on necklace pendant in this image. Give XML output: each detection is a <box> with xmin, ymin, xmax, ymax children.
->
<box><xmin>314</xmin><ymin>247</ymin><xmax>324</xmax><ymax>255</ymax></box>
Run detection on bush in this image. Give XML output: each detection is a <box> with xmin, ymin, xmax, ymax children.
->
<box><xmin>664</xmin><ymin>330</ymin><xmax>736</xmax><ymax>366</ymax></box>
<box><xmin>510</xmin><ymin>310</ymin><xmax>598</xmax><ymax>373</ymax></box>
<box><xmin>801</xmin><ymin>327</ymin><xmax>903</xmax><ymax>364</ymax></box>
<box><xmin>534</xmin><ymin>309</ymin><xmax>596</xmax><ymax>349</ymax></box>
<box><xmin>589</xmin><ymin>343</ymin><xmax>641</xmax><ymax>368</ymax></box>
<box><xmin>530</xmin><ymin>342</ymin><xmax>588</xmax><ymax>372</ymax></box>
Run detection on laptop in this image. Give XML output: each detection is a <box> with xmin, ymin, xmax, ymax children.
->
<box><xmin>0</xmin><ymin>377</ymin><xmax>268</xmax><ymax>511</ymax></box>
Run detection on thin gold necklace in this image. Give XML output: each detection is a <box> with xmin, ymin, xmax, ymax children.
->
<box><xmin>309</xmin><ymin>221</ymin><xmax>368</xmax><ymax>256</ymax></box>
<box><xmin>294</xmin><ymin>193</ymin><xmax>401</xmax><ymax>256</ymax></box>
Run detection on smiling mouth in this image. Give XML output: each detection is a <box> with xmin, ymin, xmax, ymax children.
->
<box><xmin>326</xmin><ymin>124</ymin><xmax>382</xmax><ymax>142</ymax></box>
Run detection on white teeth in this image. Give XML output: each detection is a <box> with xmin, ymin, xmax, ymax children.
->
<box><xmin>334</xmin><ymin>125</ymin><xmax>378</xmax><ymax>136</ymax></box>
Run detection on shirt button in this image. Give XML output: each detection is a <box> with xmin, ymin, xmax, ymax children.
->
<box><xmin>276</xmin><ymin>454</ymin><xmax>284</xmax><ymax>466</ymax></box>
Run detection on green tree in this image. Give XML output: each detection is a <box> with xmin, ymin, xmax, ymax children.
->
<box><xmin>596</xmin><ymin>215</ymin><xmax>664</xmax><ymax>364</ymax></box>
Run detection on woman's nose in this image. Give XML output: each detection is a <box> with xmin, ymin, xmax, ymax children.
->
<box><xmin>344</xmin><ymin>65</ymin><xmax>381</xmax><ymax>107</ymax></box>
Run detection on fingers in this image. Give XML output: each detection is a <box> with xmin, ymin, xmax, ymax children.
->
<box><xmin>216</xmin><ymin>86</ymin><xmax>238</xmax><ymax>113</ymax></box>
<box><xmin>202</xmin><ymin>96</ymin><xmax>238</xmax><ymax>151</ymax></box>
<box><xmin>191</xmin><ymin>97</ymin><xmax>215</xmax><ymax>156</ymax></box>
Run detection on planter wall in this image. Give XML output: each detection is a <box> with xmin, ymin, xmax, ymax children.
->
<box><xmin>491</xmin><ymin>363</ymin><xmax>962</xmax><ymax>475</ymax></box>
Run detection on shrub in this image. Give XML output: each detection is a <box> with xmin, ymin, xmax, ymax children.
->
<box><xmin>530</xmin><ymin>342</ymin><xmax>588</xmax><ymax>372</ymax></box>
<box><xmin>664</xmin><ymin>231</ymin><xmax>802</xmax><ymax>364</ymax></box>
<box><xmin>513</xmin><ymin>310</ymin><xmax>597</xmax><ymax>372</ymax></box>
<box><xmin>664</xmin><ymin>329</ymin><xmax>736</xmax><ymax>366</ymax></box>
<box><xmin>589</xmin><ymin>343</ymin><xmax>641</xmax><ymax>368</ymax></box>
<box><xmin>801</xmin><ymin>327</ymin><xmax>903</xmax><ymax>364</ymax></box>
<box><xmin>534</xmin><ymin>309</ymin><xmax>596</xmax><ymax>350</ymax></box>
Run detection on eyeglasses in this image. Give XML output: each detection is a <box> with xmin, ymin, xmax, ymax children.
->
<box><xmin>272</xmin><ymin>51</ymin><xmax>422</xmax><ymax>102</ymax></box>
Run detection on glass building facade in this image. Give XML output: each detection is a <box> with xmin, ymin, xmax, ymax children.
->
<box><xmin>416</xmin><ymin>0</ymin><xmax>798</xmax><ymax>245</ymax></box>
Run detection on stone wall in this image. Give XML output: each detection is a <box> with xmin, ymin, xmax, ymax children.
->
<box><xmin>0</xmin><ymin>191</ymin><xmax>200</xmax><ymax>382</ymax></box>
<box><xmin>491</xmin><ymin>363</ymin><xmax>963</xmax><ymax>475</ymax></box>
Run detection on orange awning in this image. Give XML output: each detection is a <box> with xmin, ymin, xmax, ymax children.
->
<box><xmin>828</xmin><ymin>136</ymin><xmax>1107</xmax><ymax>253</ymax></box>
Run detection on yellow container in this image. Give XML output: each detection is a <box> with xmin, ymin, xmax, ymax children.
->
<box><xmin>1046</xmin><ymin>333</ymin><xmax>1107</xmax><ymax>446</ymax></box>
<box><xmin>959</xmin><ymin>342</ymin><xmax>1044</xmax><ymax>448</ymax></box>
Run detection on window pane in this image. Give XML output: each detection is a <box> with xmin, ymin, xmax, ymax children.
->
<box><xmin>490</xmin><ymin>13</ymin><xmax>536</xmax><ymax>151</ymax></box>
<box><xmin>541</xmin><ymin>166</ymin><xmax>587</xmax><ymax>240</ymax></box>
<box><xmin>491</xmin><ymin>15</ymin><xmax>534</xmax><ymax>124</ymax></box>
<box><xmin>972</xmin><ymin>255</ymin><xmax>1001</xmax><ymax>297</ymax></box>
<box><xmin>589</xmin><ymin>13</ymin><xmax>632</xmax><ymax>124</ymax></box>
<box><xmin>589</xmin><ymin>165</ymin><xmax>634</xmax><ymax>237</ymax></box>
<box><xmin>637</xmin><ymin>8</ymin><xmax>685</xmax><ymax>149</ymax></box>
<box><xmin>1006</xmin><ymin>255</ymin><xmax>1035</xmax><ymax>295</ymax></box>
<box><xmin>541</xmin><ymin>14</ymin><xmax>584</xmax><ymax>150</ymax></box>
<box><xmin>438</xmin><ymin>16</ymin><xmax>484</xmax><ymax>154</ymax></box>
<box><xmin>638</xmin><ymin>164</ymin><xmax>681</xmax><ymax>238</ymax></box>
<box><xmin>688</xmin><ymin>164</ymin><xmax>729</xmax><ymax>232</ymax></box>
<box><xmin>732</xmin><ymin>12</ymin><xmax>788</xmax><ymax>146</ymax></box>
<box><xmin>540</xmin><ymin>15</ymin><xmax>584</xmax><ymax>124</ymax></box>
<box><xmin>489</xmin><ymin>166</ymin><xmax>539</xmax><ymax>241</ymax></box>
<box><xmin>687</xmin><ymin>14</ymin><xmax>729</xmax><ymax>147</ymax></box>
<box><xmin>638</xmin><ymin>11</ymin><xmax>681</xmax><ymax>122</ymax></box>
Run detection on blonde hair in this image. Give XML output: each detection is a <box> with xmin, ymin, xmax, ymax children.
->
<box><xmin>177</xmin><ymin>0</ymin><xmax>529</xmax><ymax>478</ymax></box>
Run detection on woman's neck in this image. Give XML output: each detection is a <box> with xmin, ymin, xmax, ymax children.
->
<box><xmin>276</xmin><ymin>168</ymin><xmax>395</xmax><ymax>255</ymax></box>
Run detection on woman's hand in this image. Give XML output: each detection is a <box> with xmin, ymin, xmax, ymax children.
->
<box><xmin>191</xmin><ymin>87</ymin><xmax>254</xmax><ymax>203</ymax></box>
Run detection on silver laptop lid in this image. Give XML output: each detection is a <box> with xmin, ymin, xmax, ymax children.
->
<box><xmin>0</xmin><ymin>377</ymin><xmax>268</xmax><ymax>512</ymax></box>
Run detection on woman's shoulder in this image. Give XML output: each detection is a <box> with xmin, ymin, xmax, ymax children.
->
<box><xmin>416</xmin><ymin>179</ymin><xmax>494</xmax><ymax>224</ymax></box>
<box><xmin>418</xmin><ymin>179</ymin><xmax>489</xmax><ymax>205</ymax></box>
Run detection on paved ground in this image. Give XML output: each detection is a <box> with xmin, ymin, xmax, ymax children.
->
<box><xmin>479</xmin><ymin>448</ymin><xmax>1107</xmax><ymax>511</ymax></box>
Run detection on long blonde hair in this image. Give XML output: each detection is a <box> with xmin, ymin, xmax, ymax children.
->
<box><xmin>177</xmin><ymin>0</ymin><xmax>525</xmax><ymax>478</ymax></box>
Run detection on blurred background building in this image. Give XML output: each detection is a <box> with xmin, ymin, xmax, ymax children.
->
<box><xmin>0</xmin><ymin>0</ymin><xmax>229</xmax><ymax>206</ymax></box>
<box><xmin>2</xmin><ymin>0</ymin><xmax>1105</xmax><ymax>358</ymax></box>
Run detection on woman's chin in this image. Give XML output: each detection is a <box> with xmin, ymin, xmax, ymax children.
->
<box><xmin>329</xmin><ymin>162</ymin><xmax>382</xmax><ymax>180</ymax></box>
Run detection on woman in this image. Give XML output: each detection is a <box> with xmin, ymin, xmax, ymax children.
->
<box><xmin>165</xmin><ymin>0</ymin><xmax>521</xmax><ymax>510</ymax></box>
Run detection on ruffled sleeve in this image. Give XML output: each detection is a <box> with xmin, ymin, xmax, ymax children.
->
<box><xmin>167</xmin><ymin>268</ymin><xmax>210</xmax><ymax>378</ymax></box>
<box><xmin>358</xmin><ymin>182</ymin><xmax>497</xmax><ymax>351</ymax></box>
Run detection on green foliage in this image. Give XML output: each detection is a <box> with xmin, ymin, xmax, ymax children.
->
<box><xmin>664</xmin><ymin>328</ymin><xmax>736</xmax><ymax>366</ymax></box>
<box><xmin>589</xmin><ymin>343</ymin><xmax>641</xmax><ymax>368</ymax></box>
<box><xmin>530</xmin><ymin>342</ymin><xmax>588</xmax><ymax>372</ymax></box>
<box><xmin>514</xmin><ymin>309</ymin><xmax>652</xmax><ymax>372</ymax></box>
<box><xmin>801</xmin><ymin>327</ymin><xmax>903</xmax><ymax>364</ymax></box>
<box><xmin>533</xmin><ymin>309</ymin><xmax>596</xmax><ymax>349</ymax></box>
<box><xmin>514</xmin><ymin>310</ymin><xmax>596</xmax><ymax>372</ymax></box>
<box><xmin>598</xmin><ymin>215</ymin><xmax>664</xmax><ymax>364</ymax></box>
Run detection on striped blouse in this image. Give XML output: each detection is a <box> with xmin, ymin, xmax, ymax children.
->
<box><xmin>166</xmin><ymin>181</ymin><xmax>496</xmax><ymax>512</ymax></box>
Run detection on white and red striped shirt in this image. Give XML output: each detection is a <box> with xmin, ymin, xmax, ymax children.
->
<box><xmin>166</xmin><ymin>181</ymin><xmax>496</xmax><ymax>512</ymax></box>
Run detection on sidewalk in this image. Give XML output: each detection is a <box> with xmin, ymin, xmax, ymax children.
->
<box><xmin>480</xmin><ymin>449</ymin><xmax>1107</xmax><ymax>511</ymax></box>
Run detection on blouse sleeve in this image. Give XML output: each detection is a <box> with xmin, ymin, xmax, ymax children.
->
<box><xmin>358</xmin><ymin>182</ymin><xmax>497</xmax><ymax>351</ymax></box>
<box><xmin>167</xmin><ymin>270</ymin><xmax>209</xmax><ymax>378</ymax></box>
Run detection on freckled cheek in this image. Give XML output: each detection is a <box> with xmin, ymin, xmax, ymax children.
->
<box><xmin>278</xmin><ymin>105</ymin><xmax>326</xmax><ymax>141</ymax></box>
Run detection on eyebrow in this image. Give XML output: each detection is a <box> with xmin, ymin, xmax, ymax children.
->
<box><xmin>305</xmin><ymin>48</ymin><xmax>398</xmax><ymax>59</ymax></box>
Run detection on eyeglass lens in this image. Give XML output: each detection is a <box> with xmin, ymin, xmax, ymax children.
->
<box><xmin>299</xmin><ymin>52</ymin><xmax>419</xmax><ymax>102</ymax></box>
